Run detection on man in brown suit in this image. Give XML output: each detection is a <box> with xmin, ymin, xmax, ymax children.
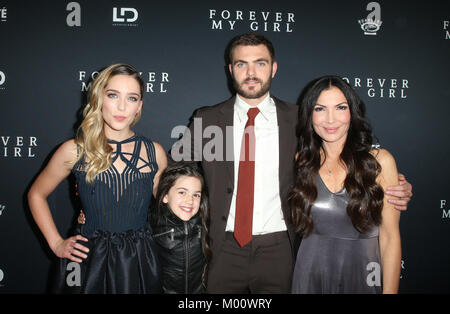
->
<box><xmin>171</xmin><ymin>33</ymin><xmax>412</xmax><ymax>293</ymax></box>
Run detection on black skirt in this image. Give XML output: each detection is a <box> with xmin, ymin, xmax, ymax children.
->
<box><xmin>51</xmin><ymin>224</ymin><xmax>162</xmax><ymax>294</ymax></box>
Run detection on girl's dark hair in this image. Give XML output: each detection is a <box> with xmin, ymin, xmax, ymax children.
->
<box><xmin>289</xmin><ymin>75</ymin><xmax>384</xmax><ymax>236</ymax></box>
<box><xmin>154</xmin><ymin>161</ymin><xmax>211</xmax><ymax>289</ymax></box>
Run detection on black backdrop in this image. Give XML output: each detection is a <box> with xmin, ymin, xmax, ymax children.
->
<box><xmin>0</xmin><ymin>0</ymin><xmax>449</xmax><ymax>293</ymax></box>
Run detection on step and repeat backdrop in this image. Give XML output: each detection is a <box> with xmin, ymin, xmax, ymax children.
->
<box><xmin>0</xmin><ymin>0</ymin><xmax>449</xmax><ymax>293</ymax></box>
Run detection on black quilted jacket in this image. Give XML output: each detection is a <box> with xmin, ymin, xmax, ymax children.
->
<box><xmin>150</xmin><ymin>207</ymin><xmax>205</xmax><ymax>294</ymax></box>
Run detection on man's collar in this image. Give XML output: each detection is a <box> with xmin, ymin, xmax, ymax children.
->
<box><xmin>234</xmin><ymin>93</ymin><xmax>275</xmax><ymax>122</ymax></box>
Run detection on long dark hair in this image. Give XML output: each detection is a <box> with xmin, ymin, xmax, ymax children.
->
<box><xmin>154</xmin><ymin>161</ymin><xmax>211</xmax><ymax>288</ymax></box>
<box><xmin>290</xmin><ymin>75</ymin><xmax>384</xmax><ymax>236</ymax></box>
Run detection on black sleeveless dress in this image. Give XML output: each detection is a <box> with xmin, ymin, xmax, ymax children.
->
<box><xmin>53</xmin><ymin>134</ymin><xmax>162</xmax><ymax>294</ymax></box>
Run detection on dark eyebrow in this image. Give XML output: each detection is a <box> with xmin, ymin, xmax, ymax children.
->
<box><xmin>315</xmin><ymin>102</ymin><xmax>348</xmax><ymax>107</ymax></box>
<box><xmin>233</xmin><ymin>58</ymin><xmax>270</xmax><ymax>65</ymax></box>
<box><xmin>176</xmin><ymin>187</ymin><xmax>202</xmax><ymax>193</ymax></box>
<box><xmin>105</xmin><ymin>89</ymin><xmax>140</xmax><ymax>97</ymax></box>
<box><xmin>233</xmin><ymin>59</ymin><xmax>248</xmax><ymax>65</ymax></box>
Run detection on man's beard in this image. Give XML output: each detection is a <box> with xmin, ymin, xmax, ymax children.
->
<box><xmin>232</xmin><ymin>75</ymin><xmax>272</xmax><ymax>99</ymax></box>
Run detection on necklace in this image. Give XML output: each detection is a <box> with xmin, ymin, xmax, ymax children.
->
<box><xmin>324</xmin><ymin>162</ymin><xmax>332</xmax><ymax>176</ymax></box>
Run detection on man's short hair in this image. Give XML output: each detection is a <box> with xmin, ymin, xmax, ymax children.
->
<box><xmin>227</xmin><ymin>33</ymin><xmax>276</xmax><ymax>64</ymax></box>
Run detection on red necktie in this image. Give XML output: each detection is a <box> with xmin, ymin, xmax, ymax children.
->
<box><xmin>234</xmin><ymin>107</ymin><xmax>260</xmax><ymax>247</ymax></box>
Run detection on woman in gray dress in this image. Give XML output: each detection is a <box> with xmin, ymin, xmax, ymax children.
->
<box><xmin>290</xmin><ymin>75</ymin><xmax>401</xmax><ymax>294</ymax></box>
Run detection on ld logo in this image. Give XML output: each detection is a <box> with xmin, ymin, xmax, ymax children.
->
<box><xmin>113</xmin><ymin>7</ymin><xmax>138</xmax><ymax>23</ymax></box>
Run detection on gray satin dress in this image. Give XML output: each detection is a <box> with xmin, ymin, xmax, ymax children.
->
<box><xmin>291</xmin><ymin>174</ymin><xmax>382</xmax><ymax>294</ymax></box>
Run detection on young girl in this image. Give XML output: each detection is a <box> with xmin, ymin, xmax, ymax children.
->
<box><xmin>28</xmin><ymin>63</ymin><xmax>167</xmax><ymax>293</ymax></box>
<box><xmin>150</xmin><ymin>162</ymin><xmax>210</xmax><ymax>294</ymax></box>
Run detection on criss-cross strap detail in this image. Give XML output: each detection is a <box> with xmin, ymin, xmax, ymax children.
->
<box><xmin>103</xmin><ymin>135</ymin><xmax>157</xmax><ymax>201</ymax></box>
<box><xmin>72</xmin><ymin>134</ymin><xmax>159</xmax><ymax>235</ymax></box>
<box><xmin>108</xmin><ymin>134</ymin><xmax>157</xmax><ymax>175</ymax></box>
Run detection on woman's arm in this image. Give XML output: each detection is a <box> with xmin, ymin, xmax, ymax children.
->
<box><xmin>152</xmin><ymin>141</ymin><xmax>168</xmax><ymax>197</ymax></box>
<box><xmin>374</xmin><ymin>148</ymin><xmax>402</xmax><ymax>294</ymax></box>
<box><xmin>27</xmin><ymin>139</ymin><xmax>89</xmax><ymax>263</ymax></box>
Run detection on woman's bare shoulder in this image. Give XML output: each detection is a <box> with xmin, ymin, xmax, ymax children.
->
<box><xmin>370</xmin><ymin>148</ymin><xmax>396</xmax><ymax>168</ymax></box>
<box><xmin>53</xmin><ymin>139</ymin><xmax>78</xmax><ymax>165</ymax></box>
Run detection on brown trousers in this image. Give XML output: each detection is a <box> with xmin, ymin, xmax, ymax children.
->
<box><xmin>207</xmin><ymin>231</ymin><xmax>294</xmax><ymax>293</ymax></box>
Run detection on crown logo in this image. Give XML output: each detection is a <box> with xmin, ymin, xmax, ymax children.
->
<box><xmin>358</xmin><ymin>18</ymin><xmax>382</xmax><ymax>35</ymax></box>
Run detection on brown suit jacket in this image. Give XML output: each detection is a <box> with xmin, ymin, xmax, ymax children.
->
<box><xmin>177</xmin><ymin>95</ymin><xmax>299</xmax><ymax>266</ymax></box>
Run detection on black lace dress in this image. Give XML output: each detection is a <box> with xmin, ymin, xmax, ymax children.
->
<box><xmin>53</xmin><ymin>134</ymin><xmax>162</xmax><ymax>293</ymax></box>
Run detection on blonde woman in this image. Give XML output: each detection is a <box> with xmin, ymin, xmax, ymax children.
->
<box><xmin>28</xmin><ymin>63</ymin><xmax>167</xmax><ymax>293</ymax></box>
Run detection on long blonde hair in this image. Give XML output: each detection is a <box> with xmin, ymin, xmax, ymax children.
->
<box><xmin>74</xmin><ymin>63</ymin><xmax>144</xmax><ymax>183</ymax></box>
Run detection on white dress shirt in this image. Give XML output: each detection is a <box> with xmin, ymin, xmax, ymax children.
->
<box><xmin>225</xmin><ymin>94</ymin><xmax>287</xmax><ymax>235</ymax></box>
